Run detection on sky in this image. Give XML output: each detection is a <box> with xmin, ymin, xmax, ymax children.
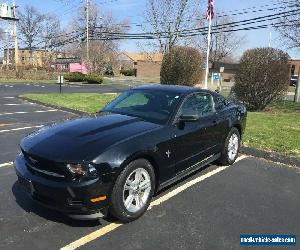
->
<box><xmin>4</xmin><ymin>0</ymin><xmax>300</xmax><ymax>59</ymax></box>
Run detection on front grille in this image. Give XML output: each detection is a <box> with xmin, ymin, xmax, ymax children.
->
<box><xmin>22</xmin><ymin>150</ymin><xmax>70</xmax><ymax>180</ymax></box>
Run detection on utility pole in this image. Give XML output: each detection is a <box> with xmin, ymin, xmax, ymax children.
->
<box><xmin>204</xmin><ymin>10</ymin><xmax>212</xmax><ymax>89</ymax></box>
<box><xmin>294</xmin><ymin>71</ymin><xmax>300</xmax><ymax>102</ymax></box>
<box><xmin>6</xmin><ymin>31</ymin><xmax>10</xmax><ymax>69</ymax></box>
<box><xmin>204</xmin><ymin>0</ymin><xmax>214</xmax><ymax>90</ymax></box>
<box><xmin>12</xmin><ymin>0</ymin><xmax>19</xmax><ymax>70</ymax></box>
<box><xmin>86</xmin><ymin>0</ymin><xmax>89</xmax><ymax>61</ymax></box>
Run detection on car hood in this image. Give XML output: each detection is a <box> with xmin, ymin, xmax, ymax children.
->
<box><xmin>20</xmin><ymin>113</ymin><xmax>160</xmax><ymax>162</ymax></box>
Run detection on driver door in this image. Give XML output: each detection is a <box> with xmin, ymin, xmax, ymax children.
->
<box><xmin>170</xmin><ymin>93</ymin><xmax>219</xmax><ymax>175</ymax></box>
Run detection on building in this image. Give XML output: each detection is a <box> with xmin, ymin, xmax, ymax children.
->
<box><xmin>50</xmin><ymin>58</ymin><xmax>88</xmax><ymax>74</ymax></box>
<box><xmin>210</xmin><ymin>62</ymin><xmax>239</xmax><ymax>82</ymax></box>
<box><xmin>288</xmin><ymin>60</ymin><xmax>300</xmax><ymax>76</ymax></box>
<box><xmin>3</xmin><ymin>48</ymin><xmax>70</xmax><ymax>68</ymax></box>
<box><xmin>119</xmin><ymin>52</ymin><xmax>163</xmax><ymax>78</ymax></box>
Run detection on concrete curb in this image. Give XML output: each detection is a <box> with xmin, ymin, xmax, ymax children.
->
<box><xmin>240</xmin><ymin>147</ymin><xmax>300</xmax><ymax>167</ymax></box>
<box><xmin>16</xmin><ymin>96</ymin><xmax>300</xmax><ymax>167</ymax></box>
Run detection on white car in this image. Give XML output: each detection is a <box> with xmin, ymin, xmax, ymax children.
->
<box><xmin>290</xmin><ymin>75</ymin><xmax>298</xmax><ymax>87</ymax></box>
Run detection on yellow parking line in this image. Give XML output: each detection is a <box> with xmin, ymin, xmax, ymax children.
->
<box><xmin>60</xmin><ymin>223</ymin><xmax>122</xmax><ymax>250</ymax></box>
<box><xmin>61</xmin><ymin>155</ymin><xmax>248</xmax><ymax>250</ymax></box>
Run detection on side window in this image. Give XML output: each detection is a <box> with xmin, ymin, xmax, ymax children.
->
<box><xmin>214</xmin><ymin>95</ymin><xmax>232</xmax><ymax>111</ymax></box>
<box><xmin>180</xmin><ymin>93</ymin><xmax>215</xmax><ymax>117</ymax></box>
<box><xmin>214</xmin><ymin>95</ymin><xmax>226</xmax><ymax>111</ymax></box>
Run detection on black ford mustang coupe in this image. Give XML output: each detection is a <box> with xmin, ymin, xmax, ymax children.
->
<box><xmin>15</xmin><ymin>85</ymin><xmax>247</xmax><ymax>222</ymax></box>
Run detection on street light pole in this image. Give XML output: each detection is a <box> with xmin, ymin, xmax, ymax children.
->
<box><xmin>268</xmin><ymin>25</ymin><xmax>272</xmax><ymax>48</ymax></box>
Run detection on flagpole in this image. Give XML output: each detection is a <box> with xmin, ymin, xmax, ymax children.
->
<box><xmin>204</xmin><ymin>6</ymin><xmax>212</xmax><ymax>89</ymax></box>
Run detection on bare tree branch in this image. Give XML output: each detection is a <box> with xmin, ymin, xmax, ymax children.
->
<box><xmin>193</xmin><ymin>15</ymin><xmax>245</xmax><ymax>65</ymax></box>
<box><xmin>276</xmin><ymin>1</ymin><xmax>300</xmax><ymax>50</ymax></box>
<box><xmin>144</xmin><ymin>0</ymin><xmax>202</xmax><ymax>54</ymax></box>
<box><xmin>18</xmin><ymin>5</ymin><xmax>46</xmax><ymax>51</ymax></box>
<box><xmin>66</xmin><ymin>3</ymin><xmax>129</xmax><ymax>74</ymax></box>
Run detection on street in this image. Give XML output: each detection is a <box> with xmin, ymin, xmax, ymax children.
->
<box><xmin>0</xmin><ymin>83</ymin><xmax>299</xmax><ymax>250</ymax></box>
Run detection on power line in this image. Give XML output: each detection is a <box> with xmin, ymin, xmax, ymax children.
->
<box><xmin>43</xmin><ymin>2</ymin><xmax>300</xmax><ymax>47</ymax></box>
<box><xmin>108</xmin><ymin>1</ymin><xmax>297</xmax><ymax>27</ymax></box>
<box><xmin>89</xmin><ymin>8</ymin><xmax>300</xmax><ymax>39</ymax></box>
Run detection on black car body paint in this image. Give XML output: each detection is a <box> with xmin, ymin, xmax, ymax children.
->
<box><xmin>15</xmin><ymin>85</ymin><xmax>247</xmax><ymax>219</ymax></box>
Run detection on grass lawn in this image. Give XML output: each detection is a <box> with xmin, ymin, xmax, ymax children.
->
<box><xmin>22</xmin><ymin>93</ymin><xmax>118</xmax><ymax>113</ymax></box>
<box><xmin>244</xmin><ymin>101</ymin><xmax>300</xmax><ymax>158</ymax></box>
<box><xmin>289</xmin><ymin>86</ymin><xmax>296</xmax><ymax>92</ymax></box>
<box><xmin>22</xmin><ymin>93</ymin><xmax>300</xmax><ymax>158</ymax></box>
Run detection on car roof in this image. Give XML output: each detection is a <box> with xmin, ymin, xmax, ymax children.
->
<box><xmin>131</xmin><ymin>84</ymin><xmax>215</xmax><ymax>95</ymax></box>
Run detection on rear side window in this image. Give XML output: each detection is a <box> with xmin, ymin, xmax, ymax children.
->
<box><xmin>214</xmin><ymin>95</ymin><xmax>229</xmax><ymax>111</ymax></box>
<box><xmin>180</xmin><ymin>93</ymin><xmax>214</xmax><ymax>117</ymax></box>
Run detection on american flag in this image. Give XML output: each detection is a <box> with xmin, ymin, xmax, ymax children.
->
<box><xmin>206</xmin><ymin>0</ymin><xmax>214</xmax><ymax>20</ymax></box>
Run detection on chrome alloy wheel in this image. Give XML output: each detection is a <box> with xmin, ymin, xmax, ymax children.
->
<box><xmin>123</xmin><ymin>168</ymin><xmax>152</xmax><ymax>213</ymax></box>
<box><xmin>228</xmin><ymin>133</ymin><xmax>239</xmax><ymax>161</ymax></box>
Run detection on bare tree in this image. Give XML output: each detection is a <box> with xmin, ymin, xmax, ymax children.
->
<box><xmin>41</xmin><ymin>15</ymin><xmax>62</xmax><ymax>51</ymax></box>
<box><xmin>0</xmin><ymin>27</ymin><xmax>4</xmax><ymax>41</ymax></box>
<box><xmin>194</xmin><ymin>15</ymin><xmax>244</xmax><ymax>65</ymax></box>
<box><xmin>18</xmin><ymin>5</ymin><xmax>46</xmax><ymax>51</ymax></box>
<box><xmin>144</xmin><ymin>0</ymin><xmax>201</xmax><ymax>54</ymax></box>
<box><xmin>82</xmin><ymin>40</ymin><xmax>119</xmax><ymax>74</ymax></box>
<box><xmin>276</xmin><ymin>1</ymin><xmax>300</xmax><ymax>49</ymax></box>
<box><xmin>67</xmin><ymin>3</ymin><xmax>129</xmax><ymax>74</ymax></box>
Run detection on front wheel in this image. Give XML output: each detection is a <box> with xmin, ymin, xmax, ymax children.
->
<box><xmin>219</xmin><ymin>127</ymin><xmax>240</xmax><ymax>165</ymax></box>
<box><xmin>109</xmin><ymin>159</ymin><xmax>155</xmax><ymax>223</ymax></box>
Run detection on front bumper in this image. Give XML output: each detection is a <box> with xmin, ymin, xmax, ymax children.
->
<box><xmin>14</xmin><ymin>154</ymin><xmax>112</xmax><ymax>219</ymax></box>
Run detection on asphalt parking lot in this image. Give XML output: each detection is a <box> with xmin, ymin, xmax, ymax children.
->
<box><xmin>0</xmin><ymin>83</ymin><xmax>299</xmax><ymax>250</ymax></box>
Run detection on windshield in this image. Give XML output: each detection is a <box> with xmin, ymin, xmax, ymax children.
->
<box><xmin>102</xmin><ymin>89</ymin><xmax>182</xmax><ymax>124</ymax></box>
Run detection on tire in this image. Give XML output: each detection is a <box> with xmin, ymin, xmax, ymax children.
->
<box><xmin>109</xmin><ymin>159</ymin><xmax>155</xmax><ymax>223</ymax></box>
<box><xmin>219</xmin><ymin>127</ymin><xmax>240</xmax><ymax>165</ymax></box>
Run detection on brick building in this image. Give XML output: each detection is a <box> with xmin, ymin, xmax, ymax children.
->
<box><xmin>3</xmin><ymin>48</ymin><xmax>71</xmax><ymax>68</ymax></box>
<box><xmin>119</xmin><ymin>52</ymin><xmax>163</xmax><ymax>77</ymax></box>
<box><xmin>289</xmin><ymin>60</ymin><xmax>300</xmax><ymax>76</ymax></box>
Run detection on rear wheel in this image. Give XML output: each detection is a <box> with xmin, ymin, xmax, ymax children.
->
<box><xmin>219</xmin><ymin>127</ymin><xmax>240</xmax><ymax>165</ymax></box>
<box><xmin>109</xmin><ymin>159</ymin><xmax>155</xmax><ymax>223</ymax></box>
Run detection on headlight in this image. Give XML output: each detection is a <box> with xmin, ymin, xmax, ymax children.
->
<box><xmin>66</xmin><ymin>163</ymin><xmax>97</xmax><ymax>177</ymax></box>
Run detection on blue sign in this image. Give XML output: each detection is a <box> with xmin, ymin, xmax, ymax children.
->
<box><xmin>213</xmin><ymin>73</ymin><xmax>220</xmax><ymax>80</ymax></box>
<box><xmin>240</xmin><ymin>235</ymin><xmax>296</xmax><ymax>246</ymax></box>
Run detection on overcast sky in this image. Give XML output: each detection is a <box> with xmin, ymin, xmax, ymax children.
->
<box><xmin>11</xmin><ymin>0</ymin><xmax>300</xmax><ymax>59</ymax></box>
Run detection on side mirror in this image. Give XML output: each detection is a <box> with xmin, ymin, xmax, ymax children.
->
<box><xmin>179</xmin><ymin>114</ymin><xmax>199</xmax><ymax>122</ymax></box>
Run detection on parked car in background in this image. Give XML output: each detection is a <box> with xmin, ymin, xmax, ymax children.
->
<box><xmin>290</xmin><ymin>75</ymin><xmax>298</xmax><ymax>87</ymax></box>
<box><xmin>15</xmin><ymin>85</ymin><xmax>247</xmax><ymax>222</ymax></box>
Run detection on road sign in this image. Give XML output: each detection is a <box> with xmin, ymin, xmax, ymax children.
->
<box><xmin>213</xmin><ymin>73</ymin><xmax>220</xmax><ymax>80</ymax></box>
<box><xmin>58</xmin><ymin>75</ymin><xmax>64</xmax><ymax>93</ymax></box>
